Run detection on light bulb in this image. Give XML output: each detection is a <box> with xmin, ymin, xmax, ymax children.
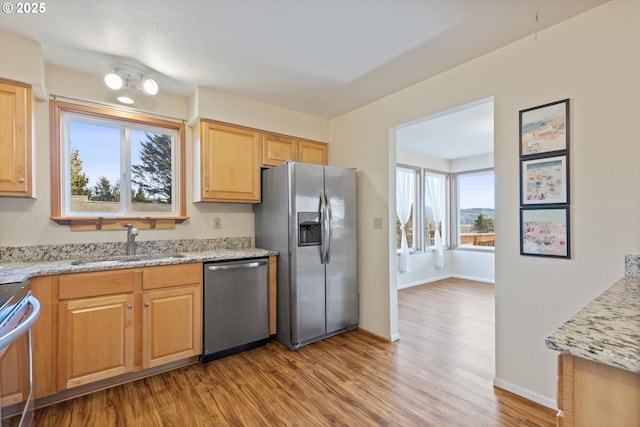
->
<box><xmin>117</xmin><ymin>90</ymin><xmax>134</xmax><ymax>104</ymax></box>
<box><xmin>142</xmin><ymin>78</ymin><xmax>158</xmax><ymax>95</ymax></box>
<box><xmin>104</xmin><ymin>72</ymin><xmax>123</xmax><ymax>90</ymax></box>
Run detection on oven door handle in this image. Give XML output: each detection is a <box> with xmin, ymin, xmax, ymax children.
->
<box><xmin>0</xmin><ymin>296</ymin><xmax>40</xmax><ymax>350</ymax></box>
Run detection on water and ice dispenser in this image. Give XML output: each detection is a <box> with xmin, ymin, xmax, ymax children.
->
<box><xmin>298</xmin><ymin>212</ymin><xmax>322</xmax><ymax>246</ymax></box>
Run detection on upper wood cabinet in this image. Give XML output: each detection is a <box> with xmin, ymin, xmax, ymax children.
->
<box><xmin>0</xmin><ymin>79</ymin><xmax>33</xmax><ymax>197</ymax></box>
<box><xmin>195</xmin><ymin>120</ymin><xmax>261</xmax><ymax>203</ymax></box>
<box><xmin>262</xmin><ymin>133</ymin><xmax>328</xmax><ymax>167</ymax></box>
<box><xmin>261</xmin><ymin>133</ymin><xmax>297</xmax><ymax>167</ymax></box>
<box><xmin>297</xmin><ymin>139</ymin><xmax>328</xmax><ymax>166</ymax></box>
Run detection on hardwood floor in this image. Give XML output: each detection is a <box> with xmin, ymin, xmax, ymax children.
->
<box><xmin>34</xmin><ymin>278</ymin><xmax>556</xmax><ymax>426</ymax></box>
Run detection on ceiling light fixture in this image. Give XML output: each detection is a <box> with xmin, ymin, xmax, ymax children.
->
<box><xmin>117</xmin><ymin>89</ymin><xmax>135</xmax><ymax>105</ymax></box>
<box><xmin>104</xmin><ymin>64</ymin><xmax>159</xmax><ymax>104</ymax></box>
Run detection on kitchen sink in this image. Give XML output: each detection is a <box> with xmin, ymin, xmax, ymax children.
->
<box><xmin>70</xmin><ymin>253</ymin><xmax>186</xmax><ymax>266</ymax></box>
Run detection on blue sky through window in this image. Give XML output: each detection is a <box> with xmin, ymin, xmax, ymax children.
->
<box><xmin>458</xmin><ymin>172</ymin><xmax>494</xmax><ymax>209</ymax></box>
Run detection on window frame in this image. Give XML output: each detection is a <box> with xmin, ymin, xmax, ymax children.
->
<box><xmin>452</xmin><ymin>168</ymin><xmax>495</xmax><ymax>252</ymax></box>
<box><xmin>423</xmin><ymin>168</ymin><xmax>450</xmax><ymax>250</ymax></box>
<box><xmin>50</xmin><ymin>100</ymin><xmax>187</xmax><ymax>230</ymax></box>
<box><xmin>396</xmin><ymin>164</ymin><xmax>450</xmax><ymax>254</ymax></box>
<box><xmin>395</xmin><ymin>165</ymin><xmax>421</xmax><ymax>253</ymax></box>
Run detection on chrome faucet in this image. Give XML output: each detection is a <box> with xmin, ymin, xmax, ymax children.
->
<box><xmin>126</xmin><ymin>223</ymin><xmax>139</xmax><ymax>255</ymax></box>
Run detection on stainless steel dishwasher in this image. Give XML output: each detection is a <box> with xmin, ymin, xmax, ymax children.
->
<box><xmin>201</xmin><ymin>258</ymin><xmax>270</xmax><ymax>362</ymax></box>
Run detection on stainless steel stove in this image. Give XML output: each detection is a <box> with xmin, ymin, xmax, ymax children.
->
<box><xmin>0</xmin><ymin>279</ymin><xmax>40</xmax><ymax>427</ymax></box>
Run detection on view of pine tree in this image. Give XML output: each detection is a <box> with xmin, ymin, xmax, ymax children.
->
<box><xmin>90</xmin><ymin>176</ymin><xmax>120</xmax><ymax>202</ymax></box>
<box><xmin>132</xmin><ymin>187</ymin><xmax>148</xmax><ymax>203</ymax></box>
<box><xmin>473</xmin><ymin>213</ymin><xmax>494</xmax><ymax>233</ymax></box>
<box><xmin>70</xmin><ymin>147</ymin><xmax>91</xmax><ymax>196</ymax></box>
<box><xmin>131</xmin><ymin>133</ymin><xmax>172</xmax><ymax>204</ymax></box>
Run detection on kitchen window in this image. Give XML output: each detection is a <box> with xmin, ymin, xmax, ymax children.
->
<box><xmin>50</xmin><ymin>100</ymin><xmax>187</xmax><ymax>229</ymax></box>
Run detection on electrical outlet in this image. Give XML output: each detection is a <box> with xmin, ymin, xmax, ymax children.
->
<box><xmin>214</xmin><ymin>218</ymin><xmax>221</xmax><ymax>229</ymax></box>
<box><xmin>373</xmin><ymin>217</ymin><xmax>383</xmax><ymax>229</ymax></box>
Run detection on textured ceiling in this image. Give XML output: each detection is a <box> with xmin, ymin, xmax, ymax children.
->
<box><xmin>0</xmin><ymin>0</ymin><xmax>607</xmax><ymax>120</ymax></box>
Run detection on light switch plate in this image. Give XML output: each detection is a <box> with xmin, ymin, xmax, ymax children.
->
<box><xmin>373</xmin><ymin>217</ymin><xmax>383</xmax><ymax>229</ymax></box>
<box><xmin>214</xmin><ymin>218</ymin><xmax>221</xmax><ymax>229</ymax></box>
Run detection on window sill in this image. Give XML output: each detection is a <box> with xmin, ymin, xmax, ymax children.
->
<box><xmin>50</xmin><ymin>216</ymin><xmax>189</xmax><ymax>231</ymax></box>
<box><xmin>454</xmin><ymin>245</ymin><xmax>495</xmax><ymax>253</ymax></box>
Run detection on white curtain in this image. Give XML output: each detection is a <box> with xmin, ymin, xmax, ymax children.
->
<box><xmin>425</xmin><ymin>174</ymin><xmax>446</xmax><ymax>270</ymax></box>
<box><xmin>396</xmin><ymin>168</ymin><xmax>415</xmax><ymax>273</ymax></box>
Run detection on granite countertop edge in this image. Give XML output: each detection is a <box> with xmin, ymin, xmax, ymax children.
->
<box><xmin>0</xmin><ymin>248</ymin><xmax>278</xmax><ymax>284</ymax></box>
<box><xmin>545</xmin><ymin>276</ymin><xmax>640</xmax><ymax>374</ymax></box>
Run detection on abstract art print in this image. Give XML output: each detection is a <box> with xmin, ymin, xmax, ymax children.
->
<box><xmin>520</xmin><ymin>99</ymin><xmax>569</xmax><ymax>157</ymax></box>
<box><xmin>521</xmin><ymin>155</ymin><xmax>568</xmax><ymax>205</ymax></box>
<box><xmin>520</xmin><ymin>207</ymin><xmax>570</xmax><ymax>258</ymax></box>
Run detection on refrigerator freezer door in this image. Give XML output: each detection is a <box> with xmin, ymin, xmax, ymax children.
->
<box><xmin>290</xmin><ymin>162</ymin><xmax>326</xmax><ymax>346</ymax></box>
<box><xmin>324</xmin><ymin>166</ymin><xmax>359</xmax><ymax>333</ymax></box>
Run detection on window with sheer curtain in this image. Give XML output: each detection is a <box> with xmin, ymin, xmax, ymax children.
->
<box><xmin>396</xmin><ymin>167</ymin><xmax>416</xmax><ymax>273</ymax></box>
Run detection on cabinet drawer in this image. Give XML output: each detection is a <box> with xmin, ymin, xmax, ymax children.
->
<box><xmin>142</xmin><ymin>263</ymin><xmax>202</xmax><ymax>290</ymax></box>
<box><xmin>58</xmin><ymin>270</ymin><xmax>135</xmax><ymax>300</ymax></box>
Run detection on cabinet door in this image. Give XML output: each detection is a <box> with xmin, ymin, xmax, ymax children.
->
<box><xmin>142</xmin><ymin>285</ymin><xmax>202</xmax><ymax>369</ymax></box>
<box><xmin>0</xmin><ymin>80</ymin><xmax>32</xmax><ymax>197</ymax></box>
<box><xmin>297</xmin><ymin>140</ymin><xmax>328</xmax><ymax>165</ymax></box>
<box><xmin>0</xmin><ymin>334</ymin><xmax>29</xmax><ymax>409</ymax></box>
<box><xmin>58</xmin><ymin>294</ymin><xmax>134</xmax><ymax>390</ymax></box>
<box><xmin>262</xmin><ymin>133</ymin><xmax>297</xmax><ymax>167</ymax></box>
<box><xmin>200</xmin><ymin>121</ymin><xmax>261</xmax><ymax>202</ymax></box>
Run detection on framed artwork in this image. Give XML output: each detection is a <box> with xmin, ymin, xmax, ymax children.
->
<box><xmin>520</xmin><ymin>207</ymin><xmax>570</xmax><ymax>258</ymax></box>
<box><xmin>520</xmin><ymin>99</ymin><xmax>569</xmax><ymax>157</ymax></box>
<box><xmin>521</xmin><ymin>154</ymin><xmax>569</xmax><ymax>205</ymax></box>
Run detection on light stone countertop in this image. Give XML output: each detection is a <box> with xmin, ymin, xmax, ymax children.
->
<box><xmin>0</xmin><ymin>248</ymin><xmax>277</xmax><ymax>285</ymax></box>
<box><xmin>545</xmin><ymin>275</ymin><xmax>640</xmax><ymax>373</ymax></box>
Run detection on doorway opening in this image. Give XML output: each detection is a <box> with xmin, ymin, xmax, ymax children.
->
<box><xmin>394</xmin><ymin>96</ymin><xmax>495</xmax><ymax>288</ymax></box>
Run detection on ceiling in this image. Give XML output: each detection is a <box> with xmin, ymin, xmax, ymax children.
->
<box><xmin>396</xmin><ymin>97</ymin><xmax>494</xmax><ymax>160</ymax></box>
<box><xmin>0</xmin><ymin>0</ymin><xmax>607</xmax><ymax>120</ymax></box>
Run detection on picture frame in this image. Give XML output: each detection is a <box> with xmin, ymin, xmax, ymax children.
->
<box><xmin>520</xmin><ymin>154</ymin><xmax>569</xmax><ymax>205</ymax></box>
<box><xmin>520</xmin><ymin>99</ymin><xmax>569</xmax><ymax>158</ymax></box>
<box><xmin>520</xmin><ymin>207</ymin><xmax>570</xmax><ymax>258</ymax></box>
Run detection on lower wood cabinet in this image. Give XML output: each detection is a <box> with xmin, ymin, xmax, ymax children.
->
<box><xmin>0</xmin><ymin>333</ymin><xmax>30</xmax><ymax>409</ymax></box>
<box><xmin>142</xmin><ymin>285</ymin><xmax>201</xmax><ymax>369</ymax></box>
<box><xmin>58</xmin><ymin>293</ymin><xmax>134</xmax><ymax>389</ymax></box>
<box><xmin>556</xmin><ymin>353</ymin><xmax>640</xmax><ymax>427</ymax></box>
<box><xmin>32</xmin><ymin>263</ymin><xmax>202</xmax><ymax>399</ymax></box>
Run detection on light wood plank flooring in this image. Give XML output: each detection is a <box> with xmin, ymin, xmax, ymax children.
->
<box><xmin>34</xmin><ymin>278</ymin><xmax>556</xmax><ymax>426</ymax></box>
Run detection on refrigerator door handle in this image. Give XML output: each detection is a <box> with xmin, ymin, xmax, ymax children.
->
<box><xmin>325</xmin><ymin>192</ymin><xmax>332</xmax><ymax>264</ymax></box>
<box><xmin>319</xmin><ymin>192</ymin><xmax>327</xmax><ymax>264</ymax></box>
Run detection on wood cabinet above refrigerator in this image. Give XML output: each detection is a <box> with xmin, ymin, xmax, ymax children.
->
<box><xmin>0</xmin><ymin>79</ymin><xmax>33</xmax><ymax>198</ymax></box>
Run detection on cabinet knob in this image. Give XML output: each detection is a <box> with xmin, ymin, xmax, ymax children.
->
<box><xmin>18</xmin><ymin>178</ymin><xmax>25</xmax><ymax>183</ymax></box>
<box><xmin>127</xmin><ymin>304</ymin><xmax>133</xmax><ymax>309</ymax></box>
<box><xmin>205</xmin><ymin>187</ymin><xmax>210</xmax><ymax>192</ymax></box>
<box><xmin>144</xmin><ymin>302</ymin><xmax>150</xmax><ymax>307</ymax></box>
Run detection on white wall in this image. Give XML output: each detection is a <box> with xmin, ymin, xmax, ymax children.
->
<box><xmin>330</xmin><ymin>0</ymin><xmax>640</xmax><ymax>406</ymax></box>
<box><xmin>0</xmin><ymin>47</ymin><xmax>329</xmax><ymax>247</ymax></box>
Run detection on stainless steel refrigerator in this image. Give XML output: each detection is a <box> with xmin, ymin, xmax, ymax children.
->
<box><xmin>254</xmin><ymin>161</ymin><xmax>358</xmax><ymax>350</ymax></box>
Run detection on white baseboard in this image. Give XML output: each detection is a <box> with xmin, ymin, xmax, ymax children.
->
<box><xmin>398</xmin><ymin>274</ymin><xmax>494</xmax><ymax>289</ymax></box>
<box><xmin>493</xmin><ymin>377</ymin><xmax>557</xmax><ymax>410</ymax></box>
<box><xmin>390</xmin><ymin>332</ymin><xmax>400</xmax><ymax>342</ymax></box>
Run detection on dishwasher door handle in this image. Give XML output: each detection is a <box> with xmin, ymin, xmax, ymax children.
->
<box><xmin>207</xmin><ymin>260</ymin><xmax>268</xmax><ymax>271</ymax></box>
